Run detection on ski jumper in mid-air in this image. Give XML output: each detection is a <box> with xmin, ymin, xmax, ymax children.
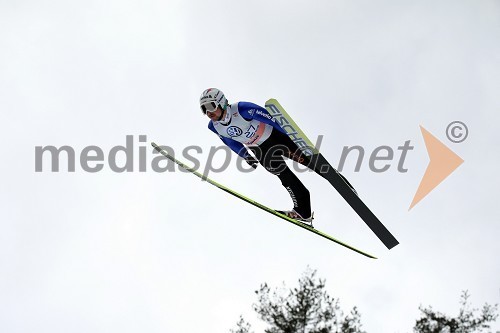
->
<box><xmin>200</xmin><ymin>88</ymin><xmax>356</xmax><ymax>225</ymax></box>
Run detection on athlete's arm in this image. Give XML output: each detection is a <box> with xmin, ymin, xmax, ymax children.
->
<box><xmin>237</xmin><ymin>101</ymin><xmax>286</xmax><ymax>134</ymax></box>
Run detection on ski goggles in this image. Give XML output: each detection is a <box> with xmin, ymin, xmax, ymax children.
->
<box><xmin>201</xmin><ymin>101</ymin><xmax>218</xmax><ymax>114</ymax></box>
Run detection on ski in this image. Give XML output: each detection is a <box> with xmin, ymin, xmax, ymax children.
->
<box><xmin>152</xmin><ymin>142</ymin><xmax>377</xmax><ymax>259</ymax></box>
<box><xmin>265</xmin><ymin>99</ymin><xmax>399</xmax><ymax>250</ymax></box>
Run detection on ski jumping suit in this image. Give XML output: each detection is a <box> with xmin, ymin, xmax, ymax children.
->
<box><xmin>208</xmin><ymin>102</ymin><xmax>313</xmax><ymax>218</ymax></box>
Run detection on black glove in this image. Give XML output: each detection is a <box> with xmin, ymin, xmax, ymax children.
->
<box><xmin>245</xmin><ymin>156</ymin><xmax>259</xmax><ymax>169</ymax></box>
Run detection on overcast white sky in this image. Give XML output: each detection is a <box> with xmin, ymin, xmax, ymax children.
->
<box><xmin>1</xmin><ymin>0</ymin><xmax>499</xmax><ymax>332</ymax></box>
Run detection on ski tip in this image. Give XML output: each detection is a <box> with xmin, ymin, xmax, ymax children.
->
<box><xmin>265</xmin><ymin>98</ymin><xmax>278</xmax><ymax>105</ymax></box>
<box><xmin>151</xmin><ymin>142</ymin><xmax>163</xmax><ymax>153</ymax></box>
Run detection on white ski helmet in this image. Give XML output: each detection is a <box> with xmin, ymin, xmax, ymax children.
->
<box><xmin>199</xmin><ymin>88</ymin><xmax>228</xmax><ymax>114</ymax></box>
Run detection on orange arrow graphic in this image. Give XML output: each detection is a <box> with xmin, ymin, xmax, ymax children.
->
<box><xmin>409</xmin><ymin>126</ymin><xmax>464</xmax><ymax>210</ymax></box>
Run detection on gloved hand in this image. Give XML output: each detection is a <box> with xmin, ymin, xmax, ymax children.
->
<box><xmin>245</xmin><ymin>156</ymin><xmax>259</xmax><ymax>169</ymax></box>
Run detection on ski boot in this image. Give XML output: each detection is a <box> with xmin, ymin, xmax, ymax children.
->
<box><xmin>276</xmin><ymin>209</ymin><xmax>314</xmax><ymax>228</ymax></box>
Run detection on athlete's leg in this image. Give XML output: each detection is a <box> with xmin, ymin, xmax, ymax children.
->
<box><xmin>269</xmin><ymin>129</ymin><xmax>357</xmax><ymax>192</ymax></box>
<box><xmin>250</xmin><ymin>139</ymin><xmax>312</xmax><ymax>218</ymax></box>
